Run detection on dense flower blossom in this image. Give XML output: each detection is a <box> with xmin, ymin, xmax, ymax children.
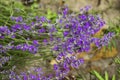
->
<box><xmin>0</xmin><ymin>26</ymin><xmax>11</xmax><ymax>39</ymax></box>
<box><xmin>15</xmin><ymin>43</ymin><xmax>38</xmax><ymax>54</ymax></box>
<box><xmin>54</xmin><ymin>56</ymin><xmax>84</xmax><ymax>79</ymax></box>
<box><xmin>48</xmin><ymin>6</ymin><xmax>114</xmax><ymax>79</ymax></box>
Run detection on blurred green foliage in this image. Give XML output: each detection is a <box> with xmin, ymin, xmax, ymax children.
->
<box><xmin>103</xmin><ymin>17</ymin><xmax>120</xmax><ymax>37</ymax></box>
<box><xmin>91</xmin><ymin>70</ymin><xmax>116</xmax><ymax>80</ymax></box>
<box><xmin>0</xmin><ymin>0</ymin><xmax>57</xmax><ymax>26</ymax></box>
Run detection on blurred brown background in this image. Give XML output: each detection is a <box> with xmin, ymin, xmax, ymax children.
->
<box><xmin>22</xmin><ymin>0</ymin><xmax>119</xmax><ymax>23</ymax></box>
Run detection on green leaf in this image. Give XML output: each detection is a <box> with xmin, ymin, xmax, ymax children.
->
<box><xmin>92</xmin><ymin>70</ymin><xmax>104</xmax><ymax>80</ymax></box>
<box><xmin>111</xmin><ymin>40</ymin><xmax>116</xmax><ymax>48</ymax></box>
<box><xmin>14</xmin><ymin>2</ymin><xmax>24</xmax><ymax>9</ymax></box>
<box><xmin>114</xmin><ymin>57</ymin><xmax>120</xmax><ymax>64</ymax></box>
<box><xmin>108</xmin><ymin>42</ymin><xmax>112</xmax><ymax>51</ymax></box>
<box><xmin>31</xmin><ymin>3</ymin><xmax>39</xmax><ymax>9</ymax></box>
<box><xmin>105</xmin><ymin>71</ymin><xmax>108</xmax><ymax>80</ymax></box>
<box><xmin>112</xmin><ymin>75</ymin><xmax>116</xmax><ymax>80</ymax></box>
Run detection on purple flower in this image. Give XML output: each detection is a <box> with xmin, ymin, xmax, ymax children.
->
<box><xmin>50</xmin><ymin>37</ymin><xmax>54</xmax><ymax>41</ymax></box>
<box><xmin>63</xmin><ymin>31</ymin><xmax>69</xmax><ymax>37</ymax></box>
<box><xmin>54</xmin><ymin>64</ymin><xmax>59</xmax><ymax>71</ymax></box>
<box><xmin>32</xmin><ymin>40</ymin><xmax>39</xmax><ymax>46</ymax></box>
<box><xmin>53</xmin><ymin>45</ymin><xmax>59</xmax><ymax>51</ymax></box>
<box><xmin>40</xmin><ymin>16</ymin><xmax>48</xmax><ymax>22</ymax></box>
<box><xmin>43</xmin><ymin>39</ymin><xmax>48</xmax><ymax>45</ymax></box>
<box><xmin>49</xmin><ymin>26</ymin><xmax>56</xmax><ymax>33</ymax></box>
<box><xmin>11</xmin><ymin>24</ymin><xmax>21</xmax><ymax>32</ymax></box>
<box><xmin>23</xmin><ymin>24</ymin><xmax>31</xmax><ymax>31</ymax></box>
<box><xmin>11</xmin><ymin>35</ymin><xmax>16</xmax><ymax>38</ymax></box>
<box><xmin>0</xmin><ymin>26</ymin><xmax>11</xmax><ymax>38</ymax></box>
<box><xmin>63</xmin><ymin>7</ymin><xmax>68</xmax><ymax>18</ymax></box>
<box><xmin>11</xmin><ymin>16</ymin><xmax>23</xmax><ymax>22</ymax></box>
<box><xmin>80</xmin><ymin>14</ymin><xmax>87</xmax><ymax>20</ymax></box>
<box><xmin>54</xmin><ymin>63</ymin><xmax>70</xmax><ymax>79</ymax></box>
<box><xmin>38</xmin><ymin>28</ymin><xmax>46</xmax><ymax>33</ymax></box>
<box><xmin>14</xmin><ymin>44</ymin><xmax>38</xmax><ymax>54</ymax></box>
<box><xmin>28</xmin><ymin>45</ymin><xmax>38</xmax><ymax>54</ymax></box>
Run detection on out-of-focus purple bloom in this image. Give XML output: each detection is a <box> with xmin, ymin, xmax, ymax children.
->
<box><xmin>32</xmin><ymin>40</ymin><xmax>39</xmax><ymax>46</ymax></box>
<box><xmin>43</xmin><ymin>39</ymin><xmax>48</xmax><ymax>45</ymax></box>
<box><xmin>50</xmin><ymin>37</ymin><xmax>54</xmax><ymax>41</ymax></box>
<box><xmin>15</xmin><ymin>44</ymin><xmax>38</xmax><ymax>54</ymax></box>
<box><xmin>85</xmin><ymin>6</ymin><xmax>91</xmax><ymax>11</ymax></box>
<box><xmin>0</xmin><ymin>26</ymin><xmax>11</xmax><ymax>38</ymax></box>
<box><xmin>23</xmin><ymin>74</ymin><xmax>28</xmax><ymax>80</ymax></box>
<box><xmin>54</xmin><ymin>64</ymin><xmax>59</xmax><ymax>71</ymax></box>
<box><xmin>38</xmin><ymin>28</ymin><xmax>45</xmax><ymax>33</ymax></box>
<box><xmin>11</xmin><ymin>24</ymin><xmax>22</xmax><ymax>32</ymax></box>
<box><xmin>11</xmin><ymin>35</ymin><xmax>16</xmax><ymax>38</ymax></box>
<box><xmin>80</xmin><ymin>6</ymin><xmax>91</xmax><ymax>13</ymax></box>
<box><xmin>63</xmin><ymin>31</ymin><xmax>69</xmax><ymax>37</ymax></box>
<box><xmin>23</xmin><ymin>24</ymin><xmax>31</xmax><ymax>31</ymax></box>
<box><xmin>40</xmin><ymin>16</ymin><xmax>48</xmax><ymax>22</ymax></box>
<box><xmin>28</xmin><ymin>45</ymin><xmax>38</xmax><ymax>54</ymax></box>
<box><xmin>63</xmin><ymin>7</ymin><xmax>68</xmax><ymax>18</ymax></box>
<box><xmin>49</xmin><ymin>26</ymin><xmax>57</xmax><ymax>33</ymax></box>
<box><xmin>53</xmin><ymin>45</ymin><xmax>59</xmax><ymax>51</ymax></box>
<box><xmin>80</xmin><ymin>14</ymin><xmax>87</xmax><ymax>20</ymax></box>
<box><xmin>11</xmin><ymin>16</ymin><xmax>23</xmax><ymax>22</ymax></box>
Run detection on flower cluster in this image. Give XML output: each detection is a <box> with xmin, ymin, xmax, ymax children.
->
<box><xmin>0</xmin><ymin>43</ymin><xmax>38</xmax><ymax>54</ymax></box>
<box><xmin>9</xmin><ymin>67</ymin><xmax>53</xmax><ymax>80</ymax></box>
<box><xmin>0</xmin><ymin>6</ymin><xmax>115</xmax><ymax>80</ymax></box>
<box><xmin>92</xmin><ymin>32</ymin><xmax>115</xmax><ymax>49</ymax></box>
<box><xmin>54</xmin><ymin>56</ymin><xmax>84</xmax><ymax>79</ymax></box>
<box><xmin>14</xmin><ymin>43</ymin><xmax>38</xmax><ymax>54</ymax></box>
<box><xmin>48</xmin><ymin>7</ymin><xmax>114</xmax><ymax>79</ymax></box>
<box><xmin>0</xmin><ymin>26</ymin><xmax>11</xmax><ymax>39</ymax></box>
<box><xmin>52</xmin><ymin>7</ymin><xmax>106</xmax><ymax>56</ymax></box>
<box><xmin>0</xmin><ymin>16</ymin><xmax>51</xmax><ymax>54</ymax></box>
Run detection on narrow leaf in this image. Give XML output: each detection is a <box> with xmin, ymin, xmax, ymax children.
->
<box><xmin>93</xmin><ymin>70</ymin><xmax>104</xmax><ymax>80</ymax></box>
<box><xmin>112</xmin><ymin>40</ymin><xmax>116</xmax><ymax>48</ymax></box>
<box><xmin>105</xmin><ymin>71</ymin><xmax>108</xmax><ymax>80</ymax></box>
<box><xmin>112</xmin><ymin>75</ymin><xmax>116</xmax><ymax>80</ymax></box>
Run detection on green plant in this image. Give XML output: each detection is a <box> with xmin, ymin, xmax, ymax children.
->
<box><xmin>46</xmin><ymin>9</ymin><xmax>57</xmax><ymax>22</ymax></box>
<box><xmin>114</xmin><ymin>56</ymin><xmax>120</xmax><ymax>78</ymax></box>
<box><xmin>103</xmin><ymin>17</ymin><xmax>120</xmax><ymax>37</ymax></box>
<box><xmin>114</xmin><ymin>56</ymin><xmax>120</xmax><ymax>64</ymax></box>
<box><xmin>91</xmin><ymin>70</ymin><xmax>116</xmax><ymax>80</ymax></box>
<box><xmin>0</xmin><ymin>0</ymin><xmax>44</xmax><ymax>26</ymax></box>
<box><xmin>0</xmin><ymin>1</ymin><xmax>56</xmax><ymax>79</ymax></box>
